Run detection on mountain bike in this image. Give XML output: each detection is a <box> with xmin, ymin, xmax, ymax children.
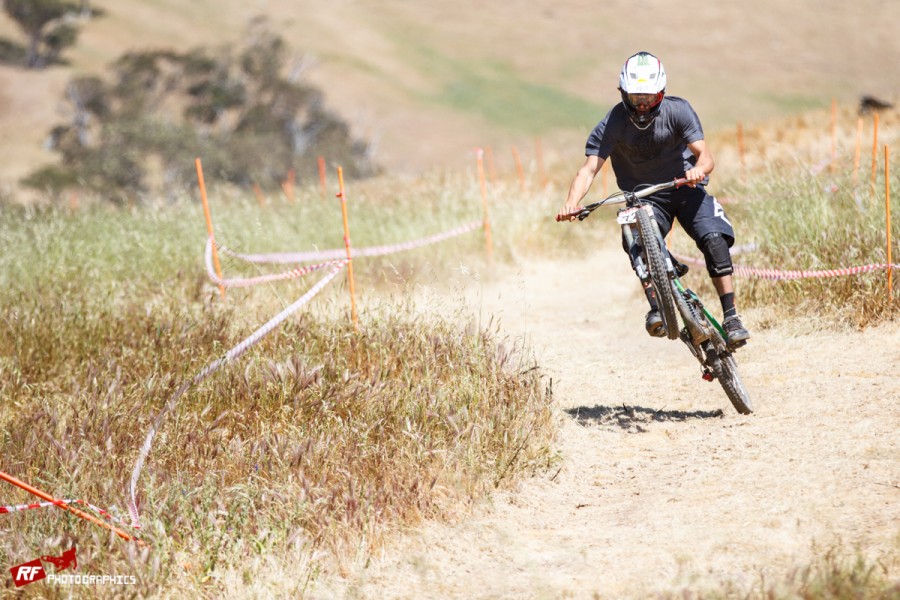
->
<box><xmin>557</xmin><ymin>179</ymin><xmax>753</xmax><ymax>414</ymax></box>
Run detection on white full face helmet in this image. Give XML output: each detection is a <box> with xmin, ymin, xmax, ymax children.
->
<box><xmin>618</xmin><ymin>51</ymin><xmax>667</xmax><ymax>128</ymax></box>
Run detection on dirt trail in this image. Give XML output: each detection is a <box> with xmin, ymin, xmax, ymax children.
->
<box><xmin>324</xmin><ymin>245</ymin><xmax>900</xmax><ymax>599</ymax></box>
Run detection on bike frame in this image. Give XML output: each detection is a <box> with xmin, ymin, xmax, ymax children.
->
<box><xmin>673</xmin><ymin>278</ymin><xmax>726</xmax><ymax>339</ymax></box>
<box><xmin>559</xmin><ymin>178</ymin><xmax>752</xmax><ymax>413</ymax></box>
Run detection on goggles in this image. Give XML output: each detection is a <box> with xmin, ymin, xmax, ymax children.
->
<box><xmin>627</xmin><ymin>92</ymin><xmax>663</xmax><ymax>111</ymax></box>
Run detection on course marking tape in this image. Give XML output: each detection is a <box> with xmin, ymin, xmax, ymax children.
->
<box><xmin>205</xmin><ymin>238</ymin><xmax>341</xmax><ymax>287</ymax></box>
<box><xmin>672</xmin><ymin>251</ymin><xmax>900</xmax><ymax>281</ymax></box>
<box><xmin>1</xmin><ymin>499</ymin><xmax>136</xmax><ymax>530</ymax></box>
<box><xmin>128</xmin><ymin>260</ymin><xmax>346</xmax><ymax>529</ymax></box>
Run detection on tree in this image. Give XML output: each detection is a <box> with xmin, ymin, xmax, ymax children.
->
<box><xmin>30</xmin><ymin>22</ymin><xmax>379</xmax><ymax>201</ymax></box>
<box><xmin>3</xmin><ymin>0</ymin><xmax>80</xmax><ymax>68</ymax></box>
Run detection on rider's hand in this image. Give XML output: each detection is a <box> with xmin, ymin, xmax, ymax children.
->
<box><xmin>556</xmin><ymin>202</ymin><xmax>580</xmax><ymax>222</ymax></box>
<box><xmin>684</xmin><ymin>167</ymin><xmax>706</xmax><ymax>188</ymax></box>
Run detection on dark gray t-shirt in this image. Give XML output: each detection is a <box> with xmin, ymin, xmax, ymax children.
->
<box><xmin>585</xmin><ymin>96</ymin><xmax>705</xmax><ymax>191</ymax></box>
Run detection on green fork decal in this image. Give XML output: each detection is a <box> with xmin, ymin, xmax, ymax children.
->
<box><xmin>673</xmin><ymin>278</ymin><xmax>726</xmax><ymax>337</ymax></box>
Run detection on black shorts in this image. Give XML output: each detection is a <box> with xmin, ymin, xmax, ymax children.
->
<box><xmin>643</xmin><ymin>185</ymin><xmax>735</xmax><ymax>246</ymax></box>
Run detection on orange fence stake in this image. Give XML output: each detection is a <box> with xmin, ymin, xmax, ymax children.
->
<box><xmin>871</xmin><ymin>113</ymin><xmax>880</xmax><ymax>191</ymax></box>
<box><xmin>737</xmin><ymin>121</ymin><xmax>746</xmax><ymax>173</ymax></box>
<box><xmin>336</xmin><ymin>167</ymin><xmax>358</xmax><ymax>329</ymax></box>
<box><xmin>511</xmin><ymin>145</ymin><xmax>526</xmax><ymax>191</ymax></box>
<box><xmin>282</xmin><ymin>168</ymin><xmax>296</xmax><ymax>203</ymax></box>
<box><xmin>195</xmin><ymin>158</ymin><xmax>225</xmax><ymax>299</ymax></box>
<box><xmin>317</xmin><ymin>156</ymin><xmax>327</xmax><ymax>197</ymax></box>
<box><xmin>486</xmin><ymin>146</ymin><xmax>497</xmax><ymax>184</ymax></box>
<box><xmin>853</xmin><ymin>117</ymin><xmax>863</xmax><ymax>184</ymax></box>
<box><xmin>476</xmin><ymin>149</ymin><xmax>494</xmax><ymax>263</ymax></box>
<box><xmin>0</xmin><ymin>470</ymin><xmax>143</xmax><ymax>545</ymax></box>
<box><xmin>886</xmin><ymin>145</ymin><xmax>893</xmax><ymax>300</ymax></box>
<box><xmin>252</xmin><ymin>182</ymin><xmax>266</xmax><ymax>207</ymax></box>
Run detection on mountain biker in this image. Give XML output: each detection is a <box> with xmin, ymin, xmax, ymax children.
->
<box><xmin>557</xmin><ymin>51</ymin><xmax>750</xmax><ymax>344</ymax></box>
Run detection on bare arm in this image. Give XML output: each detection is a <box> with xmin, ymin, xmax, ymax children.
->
<box><xmin>685</xmin><ymin>139</ymin><xmax>715</xmax><ymax>186</ymax></box>
<box><xmin>557</xmin><ymin>155</ymin><xmax>604</xmax><ymax>221</ymax></box>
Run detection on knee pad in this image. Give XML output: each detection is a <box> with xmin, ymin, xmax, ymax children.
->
<box><xmin>699</xmin><ymin>232</ymin><xmax>733</xmax><ymax>276</ymax></box>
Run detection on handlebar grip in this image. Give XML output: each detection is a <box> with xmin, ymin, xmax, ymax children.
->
<box><xmin>556</xmin><ymin>210</ymin><xmax>584</xmax><ymax>222</ymax></box>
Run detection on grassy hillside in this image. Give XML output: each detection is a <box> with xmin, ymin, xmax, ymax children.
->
<box><xmin>1</xmin><ymin>0</ymin><xmax>899</xmax><ymax>189</ymax></box>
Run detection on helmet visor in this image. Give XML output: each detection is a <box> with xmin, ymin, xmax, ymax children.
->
<box><xmin>627</xmin><ymin>92</ymin><xmax>663</xmax><ymax>112</ymax></box>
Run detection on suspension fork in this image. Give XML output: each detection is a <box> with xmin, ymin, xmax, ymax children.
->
<box><xmin>621</xmin><ymin>223</ymin><xmax>651</xmax><ymax>283</ymax></box>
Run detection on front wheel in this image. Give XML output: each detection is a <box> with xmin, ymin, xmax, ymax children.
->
<box><xmin>636</xmin><ymin>206</ymin><xmax>678</xmax><ymax>340</ymax></box>
<box><xmin>714</xmin><ymin>351</ymin><xmax>753</xmax><ymax>414</ymax></box>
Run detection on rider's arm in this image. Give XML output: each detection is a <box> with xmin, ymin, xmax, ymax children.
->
<box><xmin>558</xmin><ymin>155</ymin><xmax>604</xmax><ymax>221</ymax></box>
<box><xmin>685</xmin><ymin>139</ymin><xmax>714</xmax><ymax>185</ymax></box>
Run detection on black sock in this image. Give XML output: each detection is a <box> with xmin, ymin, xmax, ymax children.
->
<box><xmin>719</xmin><ymin>292</ymin><xmax>736</xmax><ymax>319</ymax></box>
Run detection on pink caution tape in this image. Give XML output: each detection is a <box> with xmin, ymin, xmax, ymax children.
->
<box><xmin>128</xmin><ymin>260</ymin><xmax>347</xmax><ymax>529</ymax></box>
<box><xmin>1</xmin><ymin>500</ymin><xmax>62</xmax><ymax>513</ymax></box>
<box><xmin>205</xmin><ymin>238</ymin><xmax>341</xmax><ymax>287</ymax></box>
<box><xmin>729</xmin><ymin>262</ymin><xmax>899</xmax><ymax>280</ymax></box>
<box><xmin>672</xmin><ymin>251</ymin><xmax>899</xmax><ymax>281</ymax></box>
<box><xmin>1</xmin><ymin>499</ymin><xmax>137</xmax><ymax>530</ymax></box>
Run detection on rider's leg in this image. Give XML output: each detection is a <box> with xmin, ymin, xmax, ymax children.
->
<box><xmin>678</xmin><ymin>189</ymin><xmax>751</xmax><ymax>343</ymax></box>
<box><xmin>704</xmin><ymin>247</ymin><xmax>749</xmax><ymax>342</ymax></box>
<box><xmin>711</xmin><ymin>274</ymin><xmax>737</xmax><ymax>320</ymax></box>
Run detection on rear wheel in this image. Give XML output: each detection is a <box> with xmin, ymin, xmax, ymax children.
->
<box><xmin>636</xmin><ymin>206</ymin><xmax>678</xmax><ymax>340</ymax></box>
<box><xmin>714</xmin><ymin>350</ymin><xmax>753</xmax><ymax>414</ymax></box>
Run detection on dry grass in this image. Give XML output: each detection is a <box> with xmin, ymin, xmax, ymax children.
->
<box><xmin>0</xmin><ymin>179</ymin><xmax>564</xmax><ymax>597</ymax></box>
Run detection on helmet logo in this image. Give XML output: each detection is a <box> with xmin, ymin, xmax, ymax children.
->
<box><xmin>636</xmin><ymin>54</ymin><xmax>650</xmax><ymax>67</ymax></box>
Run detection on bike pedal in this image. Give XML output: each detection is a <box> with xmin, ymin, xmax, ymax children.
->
<box><xmin>727</xmin><ymin>339</ymin><xmax>748</xmax><ymax>351</ymax></box>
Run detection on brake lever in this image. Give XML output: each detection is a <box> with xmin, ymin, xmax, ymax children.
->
<box><xmin>555</xmin><ymin>200</ymin><xmax>603</xmax><ymax>222</ymax></box>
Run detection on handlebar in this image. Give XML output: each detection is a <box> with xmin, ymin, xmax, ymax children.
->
<box><xmin>556</xmin><ymin>178</ymin><xmax>690</xmax><ymax>222</ymax></box>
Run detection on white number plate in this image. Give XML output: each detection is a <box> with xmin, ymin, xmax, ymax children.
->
<box><xmin>616</xmin><ymin>207</ymin><xmax>638</xmax><ymax>224</ymax></box>
<box><xmin>616</xmin><ymin>205</ymin><xmax>653</xmax><ymax>225</ymax></box>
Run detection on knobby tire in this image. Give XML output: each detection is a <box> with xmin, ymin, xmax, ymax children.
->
<box><xmin>636</xmin><ymin>207</ymin><xmax>679</xmax><ymax>340</ymax></box>
<box><xmin>714</xmin><ymin>348</ymin><xmax>753</xmax><ymax>414</ymax></box>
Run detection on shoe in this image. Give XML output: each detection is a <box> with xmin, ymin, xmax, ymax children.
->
<box><xmin>645</xmin><ymin>309</ymin><xmax>666</xmax><ymax>338</ymax></box>
<box><xmin>672</xmin><ymin>256</ymin><xmax>689</xmax><ymax>278</ymax></box>
<box><xmin>723</xmin><ymin>315</ymin><xmax>750</xmax><ymax>345</ymax></box>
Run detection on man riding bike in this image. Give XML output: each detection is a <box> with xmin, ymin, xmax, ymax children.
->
<box><xmin>557</xmin><ymin>51</ymin><xmax>750</xmax><ymax>344</ymax></box>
